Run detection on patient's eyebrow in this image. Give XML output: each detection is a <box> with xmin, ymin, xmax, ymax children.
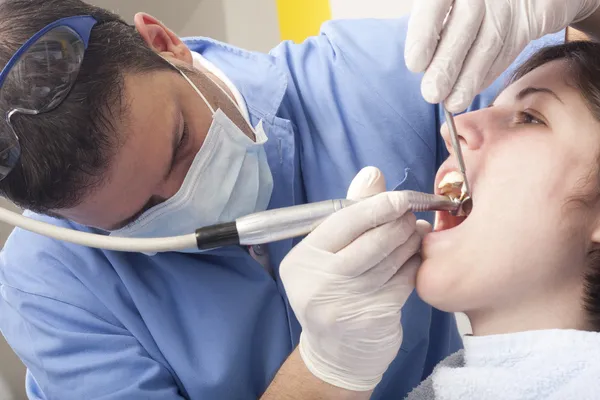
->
<box><xmin>516</xmin><ymin>86</ymin><xmax>564</xmax><ymax>104</ymax></box>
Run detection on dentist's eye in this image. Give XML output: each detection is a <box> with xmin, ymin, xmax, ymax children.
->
<box><xmin>514</xmin><ymin>111</ymin><xmax>545</xmax><ymax>125</ymax></box>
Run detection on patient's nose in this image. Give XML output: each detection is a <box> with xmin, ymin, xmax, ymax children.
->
<box><xmin>440</xmin><ymin>111</ymin><xmax>484</xmax><ymax>155</ymax></box>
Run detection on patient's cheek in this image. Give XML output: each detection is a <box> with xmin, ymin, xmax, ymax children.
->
<box><xmin>415</xmin><ymin>258</ymin><xmax>461</xmax><ymax>312</ymax></box>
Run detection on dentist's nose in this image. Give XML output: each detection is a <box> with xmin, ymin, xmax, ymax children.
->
<box><xmin>440</xmin><ymin>111</ymin><xmax>484</xmax><ymax>154</ymax></box>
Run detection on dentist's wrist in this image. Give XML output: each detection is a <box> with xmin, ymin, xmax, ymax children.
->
<box><xmin>298</xmin><ymin>332</ymin><xmax>384</xmax><ymax>392</ymax></box>
<box><xmin>260</xmin><ymin>347</ymin><xmax>373</xmax><ymax>400</ymax></box>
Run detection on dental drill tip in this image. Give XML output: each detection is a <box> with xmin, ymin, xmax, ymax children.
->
<box><xmin>450</xmin><ymin>196</ymin><xmax>472</xmax><ymax>217</ymax></box>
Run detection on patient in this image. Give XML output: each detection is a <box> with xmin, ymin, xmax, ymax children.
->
<box><xmin>409</xmin><ymin>41</ymin><xmax>600</xmax><ymax>399</ymax></box>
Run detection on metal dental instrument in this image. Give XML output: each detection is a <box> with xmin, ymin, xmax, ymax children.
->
<box><xmin>194</xmin><ymin>191</ymin><xmax>461</xmax><ymax>250</ymax></box>
<box><xmin>443</xmin><ymin>105</ymin><xmax>472</xmax><ymax>216</ymax></box>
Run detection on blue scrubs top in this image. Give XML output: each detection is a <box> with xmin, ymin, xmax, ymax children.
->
<box><xmin>0</xmin><ymin>17</ymin><xmax>562</xmax><ymax>400</ymax></box>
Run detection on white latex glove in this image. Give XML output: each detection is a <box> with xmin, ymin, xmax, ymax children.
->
<box><xmin>405</xmin><ymin>0</ymin><xmax>600</xmax><ymax>112</ymax></box>
<box><xmin>280</xmin><ymin>167</ymin><xmax>431</xmax><ymax>391</ymax></box>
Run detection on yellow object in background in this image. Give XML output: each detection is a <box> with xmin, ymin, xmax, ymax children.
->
<box><xmin>275</xmin><ymin>0</ymin><xmax>331</xmax><ymax>43</ymax></box>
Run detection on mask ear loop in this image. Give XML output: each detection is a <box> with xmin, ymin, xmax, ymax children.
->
<box><xmin>159</xmin><ymin>55</ymin><xmax>257</xmax><ymax>135</ymax></box>
<box><xmin>159</xmin><ymin>55</ymin><xmax>216</xmax><ymax>114</ymax></box>
<box><xmin>201</xmin><ymin>68</ymin><xmax>258</xmax><ymax>135</ymax></box>
<box><xmin>202</xmin><ymin>70</ymin><xmax>242</xmax><ymax>114</ymax></box>
<box><xmin>177</xmin><ymin>69</ymin><xmax>217</xmax><ymax>115</ymax></box>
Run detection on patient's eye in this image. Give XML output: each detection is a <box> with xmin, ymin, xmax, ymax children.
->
<box><xmin>514</xmin><ymin>111</ymin><xmax>545</xmax><ymax>125</ymax></box>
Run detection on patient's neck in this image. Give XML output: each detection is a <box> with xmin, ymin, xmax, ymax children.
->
<box><xmin>466</xmin><ymin>287</ymin><xmax>590</xmax><ymax>336</ymax></box>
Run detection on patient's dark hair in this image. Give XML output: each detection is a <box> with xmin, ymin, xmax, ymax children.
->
<box><xmin>511</xmin><ymin>40</ymin><xmax>600</xmax><ymax>331</ymax></box>
<box><xmin>0</xmin><ymin>0</ymin><xmax>171</xmax><ymax>213</ymax></box>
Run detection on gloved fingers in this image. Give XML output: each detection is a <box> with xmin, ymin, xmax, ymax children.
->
<box><xmin>575</xmin><ymin>1</ymin><xmax>600</xmax><ymax>23</ymax></box>
<box><xmin>405</xmin><ymin>0</ymin><xmax>455</xmax><ymax>73</ymax></box>
<box><xmin>279</xmin><ymin>244</ymin><xmax>337</xmax><ymax>293</ymax></box>
<box><xmin>336</xmin><ymin>213</ymin><xmax>417</xmax><ymax>277</ymax></box>
<box><xmin>382</xmin><ymin>253</ymin><xmax>421</xmax><ymax>304</ymax></box>
<box><xmin>303</xmin><ymin>191</ymin><xmax>412</xmax><ymax>254</ymax></box>
<box><xmin>420</xmin><ymin>0</ymin><xmax>485</xmax><ymax>105</ymax></box>
<box><xmin>479</xmin><ymin>37</ymin><xmax>529</xmax><ymax>98</ymax></box>
<box><xmin>349</xmin><ymin>230</ymin><xmax>422</xmax><ymax>291</ymax></box>
<box><xmin>443</xmin><ymin>10</ymin><xmax>510</xmax><ymax>113</ymax></box>
<box><xmin>416</xmin><ymin>219</ymin><xmax>432</xmax><ymax>238</ymax></box>
<box><xmin>346</xmin><ymin>166</ymin><xmax>387</xmax><ymax>200</ymax></box>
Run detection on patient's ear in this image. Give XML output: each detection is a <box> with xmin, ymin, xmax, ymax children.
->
<box><xmin>134</xmin><ymin>13</ymin><xmax>192</xmax><ymax>65</ymax></box>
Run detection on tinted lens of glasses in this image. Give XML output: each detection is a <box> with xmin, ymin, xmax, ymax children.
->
<box><xmin>0</xmin><ymin>25</ymin><xmax>86</xmax><ymax>180</ymax></box>
<box><xmin>1</xmin><ymin>25</ymin><xmax>85</xmax><ymax>112</ymax></box>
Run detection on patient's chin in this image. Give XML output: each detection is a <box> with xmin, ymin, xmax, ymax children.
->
<box><xmin>416</xmin><ymin>258</ymin><xmax>465</xmax><ymax>312</ymax></box>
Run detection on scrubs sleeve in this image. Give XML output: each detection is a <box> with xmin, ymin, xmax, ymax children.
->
<box><xmin>0</xmin><ymin>286</ymin><xmax>183</xmax><ymax>400</ymax></box>
<box><xmin>270</xmin><ymin>17</ymin><xmax>442</xmax><ymax>195</ymax></box>
<box><xmin>271</xmin><ymin>18</ymin><xmax>444</xmax><ymax>163</ymax></box>
<box><xmin>308</xmin><ymin>17</ymin><xmax>564</xmax><ymax>125</ymax></box>
<box><xmin>318</xmin><ymin>18</ymin><xmax>440</xmax><ymax>151</ymax></box>
<box><xmin>270</xmin><ymin>17</ymin><xmax>565</xmax><ymax>184</ymax></box>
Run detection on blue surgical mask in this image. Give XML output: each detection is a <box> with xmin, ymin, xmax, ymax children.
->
<box><xmin>110</xmin><ymin>63</ymin><xmax>273</xmax><ymax>253</ymax></box>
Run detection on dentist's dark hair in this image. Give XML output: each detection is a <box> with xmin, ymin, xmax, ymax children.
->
<box><xmin>0</xmin><ymin>0</ymin><xmax>172</xmax><ymax>213</ymax></box>
<box><xmin>511</xmin><ymin>40</ymin><xmax>600</xmax><ymax>331</ymax></box>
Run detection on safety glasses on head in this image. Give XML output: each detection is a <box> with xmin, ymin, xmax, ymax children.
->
<box><xmin>0</xmin><ymin>15</ymin><xmax>99</xmax><ymax>181</ymax></box>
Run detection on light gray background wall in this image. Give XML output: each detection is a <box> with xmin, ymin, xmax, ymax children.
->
<box><xmin>87</xmin><ymin>0</ymin><xmax>282</xmax><ymax>52</ymax></box>
<box><xmin>0</xmin><ymin>199</ymin><xmax>25</xmax><ymax>400</ymax></box>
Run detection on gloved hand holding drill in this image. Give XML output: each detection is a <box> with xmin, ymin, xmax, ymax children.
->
<box><xmin>280</xmin><ymin>167</ymin><xmax>431</xmax><ymax>391</ymax></box>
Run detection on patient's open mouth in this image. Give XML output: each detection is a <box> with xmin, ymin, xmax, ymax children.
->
<box><xmin>438</xmin><ymin>171</ymin><xmax>464</xmax><ymax>200</ymax></box>
<box><xmin>435</xmin><ymin>171</ymin><xmax>470</xmax><ymax>231</ymax></box>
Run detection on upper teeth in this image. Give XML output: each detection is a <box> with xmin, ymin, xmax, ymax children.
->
<box><xmin>438</xmin><ymin>171</ymin><xmax>464</xmax><ymax>199</ymax></box>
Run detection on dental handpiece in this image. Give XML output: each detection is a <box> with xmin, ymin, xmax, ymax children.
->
<box><xmin>194</xmin><ymin>191</ymin><xmax>459</xmax><ymax>250</ymax></box>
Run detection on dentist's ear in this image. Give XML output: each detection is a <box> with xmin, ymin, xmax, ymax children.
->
<box><xmin>134</xmin><ymin>13</ymin><xmax>193</xmax><ymax>65</ymax></box>
<box><xmin>587</xmin><ymin>202</ymin><xmax>600</xmax><ymax>248</ymax></box>
<box><xmin>590</xmin><ymin>219</ymin><xmax>600</xmax><ymax>246</ymax></box>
